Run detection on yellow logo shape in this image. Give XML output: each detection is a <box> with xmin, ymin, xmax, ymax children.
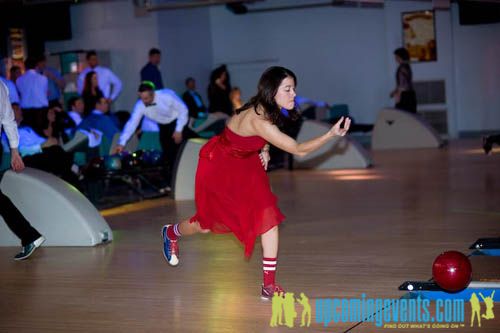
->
<box><xmin>270</xmin><ymin>291</ymin><xmax>284</xmax><ymax>327</ymax></box>
<box><xmin>270</xmin><ymin>291</ymin><xmax>311</xmax><ymax>328</ymax></box>
<box><xmin>297</xmin><ymin>292</ymin><xmax>312</xmax><ymax>327</ymax></box>
<box><xmin>470</xmin><ymin>291</ymin><xmax>495</xmax><ymax>327</ymax></box>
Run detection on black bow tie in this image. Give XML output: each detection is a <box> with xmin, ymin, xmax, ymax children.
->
<box><xmin>145</xmin><ymin>103</ymin><xmax>157</xmax><ymax>107</ymax></box>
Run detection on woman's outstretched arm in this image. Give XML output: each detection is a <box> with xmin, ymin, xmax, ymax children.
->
<box><xmin>253</xmin><ymin>117</ymin><xmax>351</xmax><ymax>157</ymax></box>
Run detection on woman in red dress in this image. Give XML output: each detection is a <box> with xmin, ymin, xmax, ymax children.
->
<box><xmin>162</xmin><ymin>66</ymin><xmax>351</xmax><ymax>299</ymax></box>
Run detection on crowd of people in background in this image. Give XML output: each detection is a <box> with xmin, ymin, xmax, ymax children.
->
<box><xmin>0</xmin><ymin>45</ymin><xmax>432</xmax><ymax>191</ymax></box>
<box><xmin>0</xmin><ymin>47</ymin><xmax>248</xmax><ymax>192</ymax></box>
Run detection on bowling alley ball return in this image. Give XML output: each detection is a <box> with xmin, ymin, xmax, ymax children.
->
<box><xmin>469</xmin><ymin>237</ymin><xmax>500</xmax><ymax>257</ymax></box>
<box><xmin>399</xmin><ymin>249</ymin><xmax>500</xmax><ymax>302</ymax></box>
<box><xmin>399</xmin><ymin>281</ymin><xmax>500</xmax><ymax>302</ymax></box>
<box><xmin>82</xmin><ymin>150</ymin><xmax>168</xmax><ymax>206</ymax></box>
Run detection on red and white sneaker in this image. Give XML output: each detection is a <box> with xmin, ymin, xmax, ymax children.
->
<box><xmin>161</xmin><ymin>225</ymin><xmax>179</xmax><ymax>266</ymax></box>
<box><xmin>261</xmin><ymin>284</ymin><xmax>285</xmax><ymax>300</ymax></box>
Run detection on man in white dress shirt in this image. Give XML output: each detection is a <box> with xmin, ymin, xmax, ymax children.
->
<box><xmin>77</xmin><ymin>50</ymin><xmax>122</xmax><ymax>103</ymax></box>
<box><xmin>0</xmin><ymin>80</ymin><xmax>45</xmax><ymax>260</ymax></box>
<box><xmin>15</xmin><ymin>56</ymin><xmax>49</xmax><ymax>127</ymax></box>
<box><xmin>115</xmin><ymin>82</ymin><xmax>195</xmax><ymax>185</ymax></box>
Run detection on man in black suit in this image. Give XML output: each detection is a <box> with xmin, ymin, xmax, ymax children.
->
<box><xmin>182</xmin><ymin>77</ymin><xmax>206</xmax><ymax>120</ymax></box>
<box><xmin>140</xmin><ymin>48</ymin><xmax>164</xmax><ymax>90</ymax></box>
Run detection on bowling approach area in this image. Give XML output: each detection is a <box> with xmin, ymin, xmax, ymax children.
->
<box><xmin>0</xmin><ymin>139</ymin><xmax>497</xmax><ymax>332</ymax></box>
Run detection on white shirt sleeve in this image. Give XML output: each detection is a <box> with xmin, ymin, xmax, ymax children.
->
<box><xmin>118</xmin><ymin>101</ymin><xmax>144</xmax><ymax>146</ymax></box>
<box><xmin>107</xmin><ymin>69</ymin><xmax>122</xmax><ymax>101</ymax></box>
<box><xmin>77</xmin><ymin>70</ymin><xmax>86</xmax><ymax>95</ymax></box>
<box><xmin>42</xmin><ymin>75</ymin><xmax>49</xmax><ymax>99</ymax></box>
<box><xmin>170</xmin><ymin>93</ymin><xmax>189</xmax><ymax>132</ymax></box>
<box><xmin>4</xmin><ymin>79</ymin><xmax>20</xmax><ymax>104</ymax></box>
<box><xmin>0</xmin><ymin>81</ymin><xmax>19</xmax><ymax>149</ymax></box>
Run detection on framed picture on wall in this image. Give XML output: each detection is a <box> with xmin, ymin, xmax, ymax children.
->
<box><xmin>402</xmin><ymin>10</ymin><xmax>437</xmax><ymax>62</ymax></box>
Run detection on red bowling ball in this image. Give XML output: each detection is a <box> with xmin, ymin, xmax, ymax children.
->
<box><xmin>432</xmin><ymin>251</ymin><xmax>472</xmax><ymax>292</ymax></box>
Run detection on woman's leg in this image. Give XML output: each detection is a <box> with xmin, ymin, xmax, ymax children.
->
<box><xmin>178</xmin><ymin>219</ymin><xmax>211</xmax><ymax>235</ymax></box>
<box><xmin>162</xmin><ymin>219</ymin><xmax>209</xmax><ymax>266</ymax></box>
<box><xmin>261</xmin><ymin>226</ymin><xmax>281</xmax><ymax>297</ymax></box>
<box><xmin>261</xmin><ymin>225</ymin><xmax>279</xmax><ymax>258</ymax></box>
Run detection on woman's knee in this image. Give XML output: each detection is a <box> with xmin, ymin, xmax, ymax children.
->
<box><xmin>263</xmin><ymin>225</ymin><xmax>279</xmax><ymax>236</ymax></box>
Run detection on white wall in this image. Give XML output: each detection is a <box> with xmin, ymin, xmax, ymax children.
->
<box><xmin>157</xmin><ymin>7</ymin><xmax>213</xmax><ymax>100</ymax></box>
<box><xmin>451</xmin><ymin>8</ymin><xmax>500</xmax><ymax>132</ymax></box>
<box><xmin>384</xmin><ymin>1</ymin><xmax>458</xmax><ymax>136</ymax></box>
<box><xmin>209</xmin><ymin>5</ymin><xmax>389</xmax><ymax>125</ymax></box>
<box><xmin>43</xmin><ymin>0</ymin><xmax>500</xmax><ymax>135</ymax></box>
<box><xmin>209</xmin><ymin>1</ymin><xmax>500</xmax><ymax>136</ymax></box>
<box><xmin>45</xmin><ymin>1</ymin><xmax>159</xmax><ymax>111</ymax></box>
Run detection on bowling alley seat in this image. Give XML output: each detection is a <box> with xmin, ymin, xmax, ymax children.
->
<box><xmin>372</xmin><ymin>108</ymin><xmax>443</xmax><ymax>150</ymax></box>
<box><xmin>293</xmin><ymin>120</ymin><xmax>372</xmax><ymax>170</ymax></box>
<box><xmin>137</xmin><ymin>131</ymin><xmax>162</xmax><ymax>151</ymax></box>
<box><xmin>190</xmin><ymin>112</ymin><xmax>228</xmax><ymax>138</ymax></box>
<box><xmin>172</xmin><ymin>138</ymin><xmax>208</xmax><ymax>200</ymax></box>
<box><xmin>0</xmin><ymin>168</ymin><xmax>113</xmax><ymax>246</ymax></box>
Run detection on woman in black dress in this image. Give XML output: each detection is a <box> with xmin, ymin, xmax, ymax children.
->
<box><xmin>82</xmin><ymin>71</ymin><xmax>104</xmax><ymax>117</ymax></box>
<box><xmin>390</xmin><ymin>48</ymin><xmax>417</xmax><ymax>113</ymax></box>
<box><xmin>207</xmin><ymin>65</ymin><xmax>233</xmax><ymax>116</ymax></box>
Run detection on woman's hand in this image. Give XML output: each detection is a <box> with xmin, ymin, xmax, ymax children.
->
<box><xmin>259</xmin><ymin>147</ymin><xmax>271</xmax><ymax>171</ymax></box>
<box><xmin>329</xmin><ymin>117</ymin><xmax>351</xmax><ymax>137</ymax></box>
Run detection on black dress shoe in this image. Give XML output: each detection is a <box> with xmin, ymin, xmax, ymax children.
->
<box><xmin>14</xmin><ymin>236</ymin><xmax>45</xmax><ymax>261</ymax></box>
<box><xmin>483</xmin><ymin>136</ymin><xmax>493</xmax><ymax>155</ymax></box>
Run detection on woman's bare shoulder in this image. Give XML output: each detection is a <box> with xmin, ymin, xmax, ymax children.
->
<box><xmin>230</xmin><ymin>106</ymin><xmax>272</xmax><ymax>136</ymax></box>
<box><xmin>248</xmin><ymin>111</ymin><xmax>279</xmax><ymax>138</ymax></box>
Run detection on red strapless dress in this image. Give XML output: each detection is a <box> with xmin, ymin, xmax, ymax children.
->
<box><xmin>190</xmin><ymin>127</ymin><xmax>285</xmax><ymax>258</ymax></box>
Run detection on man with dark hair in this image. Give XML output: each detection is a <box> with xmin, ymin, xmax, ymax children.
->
<box><xmin>15</xmin><ymin>55</ymin><xmax>49</xmax><ymax>127</ymax></box>
<box><xmin>9</xmin><ymin>66</ymin><xmax>22</xmax><ymax>84</ymax></box>
<box><xmin>77</xmin><ymin>97</ymin><xmax>119</xmax><ymax>141</ymax></box>
<box><xmin>0</xmin><ymin>79</ymin><xmax>45</xmax><ymax>260</ymax></box>
<box><xmin>67</xmin><ymin>96</ymin><xmax>85</xmax><ymax>126</ymax></box>
<box><xmin>115</xmin><ymin>83</ymin><xmax>192</xmax><ymax>186</ymax></box>
<box><xmin>182</xmin><ymin>77</ymin><xmax>206</xmax><ymax>119</ymax></box>
<box><xmin>140</xmin><ymin>48</ymin><xmax>164</xmax><ymax>90</ymax></box>
<box><xmin>77</xmin><ymin>50</ymin><xmax>122</xmax><ymax>103</ymax></box>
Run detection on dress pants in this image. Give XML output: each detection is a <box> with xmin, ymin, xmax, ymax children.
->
<box><xmin>0</xmin><ymin>186</ymin><xmax>41</xmax><ymax>247</ymax></box>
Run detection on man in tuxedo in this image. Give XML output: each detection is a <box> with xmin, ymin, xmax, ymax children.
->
<box><xmin>115</xmin><ymin>83</ymin><xmax>196</xmax><ymax>186</ymax></box>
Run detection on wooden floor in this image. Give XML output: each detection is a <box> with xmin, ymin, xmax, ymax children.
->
<box><xmin>1</xmin><ymin>139</ymin><xmax>499</xmax><ymax>332</ymax></box>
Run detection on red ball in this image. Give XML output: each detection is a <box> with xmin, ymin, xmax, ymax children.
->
<box><xmin>432</xmin><ymin>251</ymin><xmax>472</xmax><ymax>292</ymax></box>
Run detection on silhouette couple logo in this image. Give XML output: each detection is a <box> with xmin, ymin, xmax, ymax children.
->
<box><xmin>270</xmin><ymin>291</ymin><xmax>311</xmax><ymax>328</ymax></box>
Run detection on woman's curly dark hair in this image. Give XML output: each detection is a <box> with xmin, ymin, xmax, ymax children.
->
<box><xmin>235</xmin><ymin>66</ymin><xmax>300</xmax><ymax>127</ymax></box>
